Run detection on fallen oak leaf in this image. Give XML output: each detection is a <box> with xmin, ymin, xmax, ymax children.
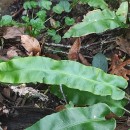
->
<box><xmin>21</xmin><ymin>35</ymin><xmax>41</xmax><ymax>56</ymax></box>
<box><xmin>109</xmin><ymin>54</ymin><xmax>130</xmax><ymax>80</ymax></box>
<box><xmin>68</xmin><ymin>38</ymin><xmax>81</xmax><ymax>61</ymax></box>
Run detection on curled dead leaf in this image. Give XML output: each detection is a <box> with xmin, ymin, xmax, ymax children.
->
<box><xmin>79</xmin><ymin>53</ymin><xmax>91</xmax><ymax>66</ymax></box>
<box><xmin>68</xmin><ymin>38</ymin><xmax>81</xmax><ymax>61</ymax></box>
<box><xmin>21</xmin><ymin>35</ymin><xmax>41</xmax><ymax>56</ymax></box>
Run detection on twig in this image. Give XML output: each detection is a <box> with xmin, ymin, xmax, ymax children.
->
<box><xmin>12</xmin><ymin>7</ymin><xmax>24</xmax><ymax>18</ymax></box>
<box><xmin>45</xmin><ymin>42</ymin><xmax>71</xmax><ymax>48</ymax></box>
<box><xmin>44</xmin><ymin>38</ymin><xmax>116</xmax><ymax>49</ymax></box>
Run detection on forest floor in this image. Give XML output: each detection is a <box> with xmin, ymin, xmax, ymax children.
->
<box><xmin>0</xmin><ymin>0</ymin><xmax>130</xmax><ymax>130</ymax></box>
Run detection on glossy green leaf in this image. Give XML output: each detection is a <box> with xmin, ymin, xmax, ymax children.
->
<box><xmin>51</xmin><ymin>85</ymin><xmax>127</xmax><ymax>116</ymax></box>
<box><xmin>63</xmin><ymin>9</ymin><xmax>127</xmax><ymax>38</ymax></box>
<box><xmin>0</xmin><ymin>57</ymin><xmax>127</xmax><ymax>100</ymax></box>
<box><xmin>26</xmin><ymin>103</ymin><xmax>116</xmax><ymax>130</ymax></box>
<box><xmin>80</xmin><ymin>0</ymin><xmax>108</xmax><ymax>9</ymax></box>
<box><xmin>92</xmin><ymin>53</ymin><xmax>108</xmax><ymax>72</ymax></box>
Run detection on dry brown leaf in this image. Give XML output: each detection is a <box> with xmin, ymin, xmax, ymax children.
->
<box><xmin>116</xmin><ymin>36</ymin><xmax>130</xmax><ymax>55</ymax></box>
<box><xmin>21</xmin><ymin>35</ymin><xmax>41</xmax><ymax>55</ymax></box>
<box><xmin>68</xmin><ymin>38</ymin><xmax>81</xmax><ymax>61</ymax></box>
<box><xmin>79</xmin><ymin>53</ymin><xmax>91</xmax><ymax>66</ymax></box>
<box><xmin>3</xmin><ymin>26</ymin><xmax>25</xmax><ymax>39</ymax></box>
<box><xmin>109</xmin><ymin>54</ymin><xmax>130</xmax><ymax>80</ymax></box>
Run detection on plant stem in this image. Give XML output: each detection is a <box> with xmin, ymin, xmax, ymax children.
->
<box><xmin>125</xmin><ymin>93</ymin><xmax>130</xmax><ymax>101</ymax></box>
<box><xmin>59</xmin><ymin>84</ymin><xmax>67</xmax><ymax>104</ymax></box>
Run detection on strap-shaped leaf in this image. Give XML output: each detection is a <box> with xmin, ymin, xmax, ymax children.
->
<box><xmin>63</xmin><ymin>9</ymin><xmax>126</xmax><ymax>38</ymax></box>
<box><xmin>26</xmin><ymin>103</ymin><xmax>116</xmax><ymax>130</ymax></box>
<box><xmin>116</xmin><ymin>2</ymin><xmax>128</xmax><ymax>23</ymax></box>
<box><xmin>51</xmin><ymin>86</ymin><xmax>127</xmax><ymax>116</ymax></box>
<box><xmin>0</xmin><ymin>56</ymin><xmax>127</xmax><ymax>100</ymax></box>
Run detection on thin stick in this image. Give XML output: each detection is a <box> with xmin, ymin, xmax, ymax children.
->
<box><xmin>122</xmin><ymin>107</ymin><xmax>130</xmax><ymax>115</ymax></box>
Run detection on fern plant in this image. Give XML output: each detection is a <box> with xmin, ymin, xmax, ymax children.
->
<box><xmin>64</xmin><ymin>1</ymin><xmax>128</xmax><ymax>38</ymax></box>
<box><xmin>0</xmin><ymin>56</ymin><xmax>128</xmax><ymax>129</ymax></box>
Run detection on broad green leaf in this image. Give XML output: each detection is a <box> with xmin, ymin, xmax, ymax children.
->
<box><xmin>23</xmin><ymin>1</ymin><xmax>38</xmax><ymax>9</ymax></box>
<box><xmin>47</xmin><ymin>29</ymin><xmax>56</xmax><ymax>36</ymax></box>
<box><xmin>30</xmin><ymin>18</ymin><xmax>44</xmax><ymax>30</ymax></box>
<box><xmin>23</xmin><ymin>1</ymin><xmax>32</xmax><ymax>9</ymax></box>
<box><xmin>53</xmin><ymin>4</ymin><xmax>64</xmax><ymax>14</ymax></box>
<box><xmin>80</xmin><ymin>0</ymin><xmax>108</xmax><ymax>9</ymax></box>
<box><xmin>39</xmin><ymin>0</ymin><xmax>52</xmax><ymax>10</ymax></box>
<box><xmin>92</xmin><ymin>53</ymin><xmax>108</xmax><ymax>72</ymax></box>
<box><xmin>22</xmin><ymin>16</ymin><xmax>30</xmax><ymax>23</ymax></box>
<box><xmin>52</xmin><ymin>34</ymin><xmax>61</xmax><ymax>43</ymax></box>
<box><xmin>116</xmin><ymin>2</ymin><xmax>128</xmax><ymax>23</ymax></box>
<box><xmin>30</xmin><ymin>1</ymin><xmax>38</xmax><ymax>8</ymax></box>
<box><xmin>53</xmin><ymin>0</ymin><xmax>71</xmax><ymax>14</ymax></box>
<box><xmin>0</xmin><ymin>15</ymin><xmax>12</xmax><ymax>26</ymax></box>
<box><xmin>51</xmin><ymin>85</ymin><xmax>127</xmax><ymax>116</ymax></box>
<box><xmin>59</xmin><ymin>0</ymin><xmax>71</xmax><ymax>12</ymax></box>
<box><xmin>63</xmin><ymin>9</ymin><xmax>127</xmax><ymax>38</ymax></box>
<box><xmin>0</xmin><ymin>57</ymin><xmax>127</xmax><ymax>100</ymax></box>
<box><xmin>36</xmin><ymin>10</ymin><xmax>47</xmax><ymax>21</ymax></box>
<box><xmin>26</xmin><ymin>103</ymin><xmax>116</xmax><ymax>130</ymax></box>
<box><xmin>65</xmin><ymin>17</ymin><xmax>75</xmax><ymax>26</ymax></box>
